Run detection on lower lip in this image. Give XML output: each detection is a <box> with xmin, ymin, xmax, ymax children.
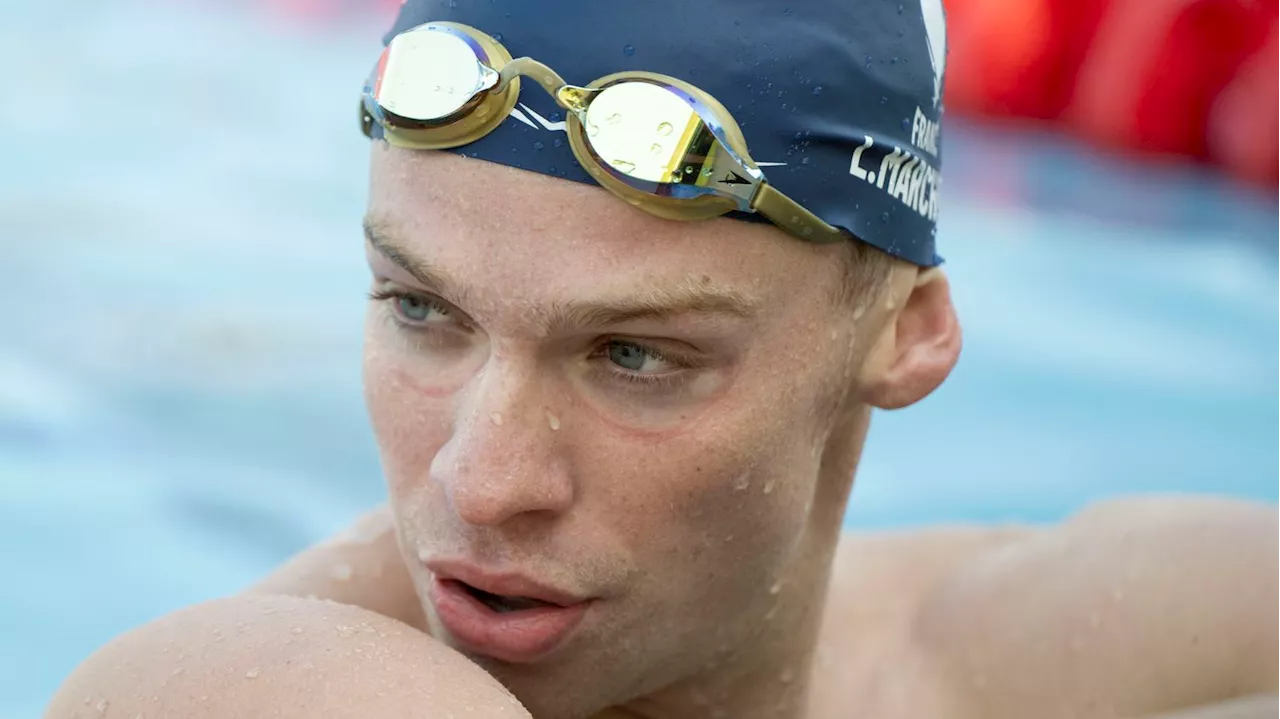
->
<box><xmin>429</xmin><ymin>577</ymin><xmax>591</xmax><ymax>663</ymax></box>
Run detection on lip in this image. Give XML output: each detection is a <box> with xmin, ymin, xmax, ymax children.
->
<box><xmin>425</xmin><ymin>560</ymin><xmax>594</xmax><ymax>663</ymax></box>
<box><xmin>427</xmin><ymin>560</ymin><xmax>588</xmax><ymax>606</ymax></box>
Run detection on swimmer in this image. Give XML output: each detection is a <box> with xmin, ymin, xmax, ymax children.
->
<box><xmin>46</xmin><ymin>2</ymin><xmax>1276</xmax><ymax>718</ymax></box>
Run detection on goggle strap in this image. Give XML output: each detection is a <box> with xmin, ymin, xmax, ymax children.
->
<box><xmin>752</xmin><ymin>184</ymin><xmax>846</xmax><ymax>244</ymax></box>
<box><xmin>499</xmin><ymin>57</ymin><xmax>568</xmax><ymax>100</ymax></box>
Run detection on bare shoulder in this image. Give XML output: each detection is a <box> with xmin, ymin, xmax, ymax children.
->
<box><xmin>815</xmin><ymin>495</ymin><xmax>1278</xmax><ymax>719</ymax></box>
<box><xmin>44</xmin><ymin>594</ymin><xmax>529</xmax><ymax>719</ymax></box>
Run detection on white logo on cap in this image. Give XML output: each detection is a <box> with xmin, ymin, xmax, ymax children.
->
<box><xmin>920</xmin><ymin>0</ymin><xmax>946</xmax><ymax>106</ymax></box>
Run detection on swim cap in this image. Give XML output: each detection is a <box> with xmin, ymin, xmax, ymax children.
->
<box><xmin>380</xmin><ymin>0</ymin><xmax>947</xmax><ymax>266</ymax></box>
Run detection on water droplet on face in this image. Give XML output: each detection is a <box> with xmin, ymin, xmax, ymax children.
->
<box><xmin>763</xmin><ymin>479</ymin><xmax>775</xmax><ymax>494</ymax></box>
<box><xmin>329</xmin><ymin>564</ymin><xmax>353</xmax><ymax>582</ymax></box>
<box><xmin>812</xmin><ymin>85</ymin><xmax>823</xmax><ymax>96</ymax></box>
<box><xmin>490</xmin><ymin>412</ymin><xmax>503</xmax><ymax>426</ymax></box>
<box><xmin>656</xmin><ymin>121</ymin><xmax>673</xmax><ymax>136</ymax></box>
<box><xmin>769</xmin><ymin>581</ymin><xmax>783</xmax><ymax>595</ymax></box>
<box><xmin>612</xmin><ymin>159</ymin><xmax>636</xmax><ymax>173</ymax></box>
<box><xmin>622</xmin><ymin>43</ymin><xmax>636</xmax><ymax>56</ymax></box>
<box><xmin>291</xmin><ymin>626</ymin><xmax>304</xmax><ymax>635</ymax></box>
<box><xmin>417</xmin><ymin>547</ymin><xmax>430</xmax><ymax>562</ymax></box>
<box><xmin>245</xmin><ymin>668</ymin><xmax>261</xmax><ymax>679</ymax></box>
<box><xmin>96</xmin><ymin>699</ymin><xmax>110</xmax><ymax>713</ymax></box>
<box><xmin>779</xmin><ymin>669</ymin><xmax>795</xmax><ymax>684</ymax></box>
<box><xmin>733</xmin><ymin>473</ymin><xmax>750</xmax><ymax>491</ymax></box>
<box><xmin>546</xmin><ymin>411</ymin><xmax>561</xmax><ymax>431</ymax></box>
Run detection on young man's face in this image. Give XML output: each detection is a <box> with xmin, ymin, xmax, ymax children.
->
<box><xmin>362</xmin><ymin>146</ymin><xmax>910</xmax><ymax>715</ymax></box>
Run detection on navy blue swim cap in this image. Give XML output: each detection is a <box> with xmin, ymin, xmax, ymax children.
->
<box><xmin>382</xmin><ymin>0</ymin><xmax>947</xmax><ymax>266</ymax></box>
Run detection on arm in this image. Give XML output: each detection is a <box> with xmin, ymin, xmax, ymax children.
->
<box><xmin>1143</xmin><ymin>694</ymin><xmax>1278</xmax><ymax>718</ymax></box>
<box><xmin>913</xmin><ymin>495</ymin><xmax>1277</xmax><ymax>719</ymax></box>
<box><xmin>245</xmin><ymin>506</ymin><xmax>427</xmax><ymax>630</ymax></box>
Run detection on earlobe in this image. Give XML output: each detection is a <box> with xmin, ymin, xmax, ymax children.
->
<box><xmin>859</xmin><ymin>268</ymin><xmax>962</xmax><ymax>410</ymax></box>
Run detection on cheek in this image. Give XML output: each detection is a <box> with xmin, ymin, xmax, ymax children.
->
<box><xmin>363</xmin><ymin>331</ymin><xmax>452</xmax><ymax>496</ymax></box>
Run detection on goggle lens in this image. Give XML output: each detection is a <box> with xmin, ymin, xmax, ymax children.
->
<box><xmin>373</xmin><ymin>26</ymin><xmax>489</xmax><ymax>124</ymax></box>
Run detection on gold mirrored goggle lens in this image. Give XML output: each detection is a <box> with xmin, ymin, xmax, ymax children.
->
<box><xmin>370</xmin><ymin>24</ymin><xmax>498</xmax><ymax>126</ymax></box>
<box><xmin>581</xmin><ymin>81</ymin><xmax>712</xmax><ymax>184</ymax></box>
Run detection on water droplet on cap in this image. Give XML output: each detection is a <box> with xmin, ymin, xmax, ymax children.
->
<box><xmin>881</xmin><ymin>212</ymin><xmax>891</xmax><ymax>223</ymax></box>
<box><xmin>812</xmin><ymin>85</ymin><xmax>823</xmax><ymax>95</ymax></box>
<box><xmin>612</xmin><ymin>159</ymin><xmax>636</xmax><ymax>173</ymax></box>
<box><xmin>684</xmin><ymin>165</ymin><xmax>695</xmax><ymax>174</ymax></box>
<box><xmin>553</xmin><ymin>137</ymin><xmax>564</xmax><ymax>148</ymax></box>
<box><xmin>606</xmin><ymin>113</ymin><xmax>622</xmax><ymax>125</ymax></box>
<box><xmin>649</xmin><ymin>144</ymin><xmax>663</xmax><ymax>156</ymax></box>
<box><xmin>492</xmin><ymin>32</ymin><xmax>503</xmax><ymax>42</ymax></box>
<box><xmin>622</xmin><ymin>43</ymin><xmax>636</xmax><ymax>56</ymax></box>
<box><xmin>533</xmin><ymin>140</ymin><xmax>544</xmax><ymax>150</ymax></box>
<box><xmin>657</xmin><ymin>121</ymin><xmax>673</xmax><ymax>136</ymax></box>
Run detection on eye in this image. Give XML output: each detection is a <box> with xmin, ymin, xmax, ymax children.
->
<box><xmin>396</xmin><ymin>294</ymin><xmax>447</xmax><ymax>324</ymax></box>
<box><xmin>368</xmin><ymin>288</ymin><xmax>461</xmax><ymax>328</ymax></box>
<box><xmin>605</xmin><ymin>340</ymin><xmax>676</xmax><ymax>374</ymax></box>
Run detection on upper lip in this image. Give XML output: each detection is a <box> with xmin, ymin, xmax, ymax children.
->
<box><xmin>425</xmin><ymin>559</ymin><xmax>590</xmax><ymax>607</ymax></box>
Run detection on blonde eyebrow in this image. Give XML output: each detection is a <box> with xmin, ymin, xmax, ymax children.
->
<box><xmin>363</xmin><ymin>215</ymin><xmax>761</xmax><ymax>331</ymax></box>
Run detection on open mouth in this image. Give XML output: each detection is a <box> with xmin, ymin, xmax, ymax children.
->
<box><xmin>457</xmin><ymin>581</ymin><xmax>559</xmax><ymax>613</ymax></box>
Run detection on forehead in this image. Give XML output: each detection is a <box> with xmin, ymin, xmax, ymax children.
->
<box><xmin>366</xmin><ymin>146</ymin><xmax>842</xmax><ymax>310</ymax></box>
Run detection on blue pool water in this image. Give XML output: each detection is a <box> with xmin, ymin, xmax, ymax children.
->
<box><xmin>1</xmin><ymin>1</ymin><xmax>1276</xmax><ymax>715</ymax></box>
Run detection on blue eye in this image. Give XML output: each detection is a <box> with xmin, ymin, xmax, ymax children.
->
<box><xmin>608</xmin><ymin>341</ymin><xmax>649</xmax><ymax>371</ymax></box>
<box><xmin>398</xmin><ymin>295</ymin><xmax>440</xmax><ymax>322</ymax></box>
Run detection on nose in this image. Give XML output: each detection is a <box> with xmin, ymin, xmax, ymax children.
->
<box><xmin>431</xmin><ymin>359</ymin><xmax>575</xmax><ymax>528</ymax></box>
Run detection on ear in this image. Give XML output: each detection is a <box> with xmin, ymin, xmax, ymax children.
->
<box><xmin>858</xmin><ymin>268</ymin><xmax>962</xmax><ymax>410</ymax></box>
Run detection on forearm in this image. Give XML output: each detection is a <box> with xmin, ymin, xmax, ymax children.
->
<box><xmin>246</xmin><ymin>507</ymin><xmax>426</xmax><ymax>629</ymax></box>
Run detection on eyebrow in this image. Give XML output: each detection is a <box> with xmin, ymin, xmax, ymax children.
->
<box><xmin>363</xmin><ymin>216</ymin><xmax>761</xmax><ymax>331</ymax></box>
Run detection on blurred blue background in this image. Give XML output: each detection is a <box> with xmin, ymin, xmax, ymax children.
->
<box><xmin>1</xmin><ymin>0</ymin><xmax>1276</xmax><ymax>716</ymax></box>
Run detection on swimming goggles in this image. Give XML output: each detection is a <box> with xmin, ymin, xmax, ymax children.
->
<box><xmin>359</xmin><ymin>21</ymin><xmax>847</xmax><ymax>244</ymax></box>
